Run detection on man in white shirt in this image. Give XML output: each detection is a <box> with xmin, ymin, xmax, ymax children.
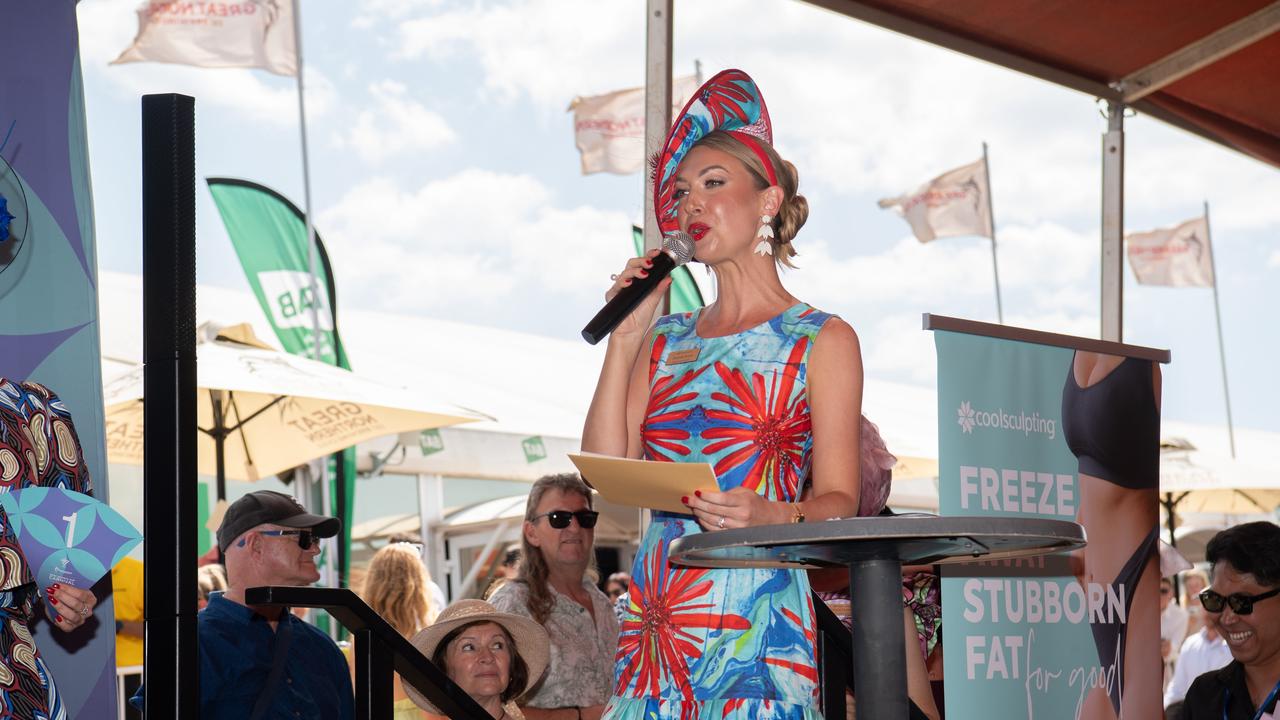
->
<box><xmin>1165</xmin><ymin>625</ymin><xmax>1234</xmax><ymax>713</ymax></box>
<box><xmin>1163</xmin><ymin>576</ymin><xmax>1190</xmax><ymax>686</ymax></box>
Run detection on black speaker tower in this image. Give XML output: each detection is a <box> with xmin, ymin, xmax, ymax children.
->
<box><xmin>140</xmin><ymin>93</ymin><xmax>198</xmax><ymax>715</ymax></box>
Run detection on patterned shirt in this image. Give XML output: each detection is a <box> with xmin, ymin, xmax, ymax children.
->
<box><xmin>0</xmin><ymin>379</ymin><xmax>93</xmax><ymax>719</ymax></box>
<box><xmin>489</xmin><ymin>579</ymin><xmax>620</xmax><ymax>709</ymax></box>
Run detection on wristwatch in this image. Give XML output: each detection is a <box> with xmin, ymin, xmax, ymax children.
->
<box><xmin>790</xmin><ymin>502</ymin><xmax>805</xmax><ymax>523</ymax></box>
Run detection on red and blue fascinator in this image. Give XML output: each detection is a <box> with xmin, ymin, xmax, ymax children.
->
<box><xmin>652</xmin><ymin>69</ymin><xmax>775</xmax><ymax>237</ymax></box>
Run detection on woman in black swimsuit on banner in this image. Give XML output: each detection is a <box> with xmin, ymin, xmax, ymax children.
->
<box><xmin>1062</xmin><ymin>351</ymin><xmax>1162</xmax><ymax>719</ymax></box>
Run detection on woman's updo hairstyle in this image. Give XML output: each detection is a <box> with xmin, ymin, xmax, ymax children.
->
<box><xmin>694</xmin><ymin>130</ymin><xmax>809</xmax><ymax>268</ymax></box>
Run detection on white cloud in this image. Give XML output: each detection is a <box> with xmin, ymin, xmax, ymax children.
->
<box><xmin>394</xmin><ymin>0</ymin><xmax>641</xmax><ymax>109</ymax></box>
<box><xmin>388</xmin><ymin>0</ymin><xmax>1280</xmax><ymax>240</ymax></box>
<box><xmin>861</xmin><ymin>311</ymin><xmax>939</xmax><ymax>386</ymax></box>
<box><xmin>356</xmin><ymin>0</ymin><xmax>443</xmax><ymax>24</ymax></box>
<box><xmin>333</xmin><ymin>81</ymin><xmax>455</xmax><ymax>164</ymax></box>
<box><xmin>789</xmin><ymin>219</ymin><xmax>1094</xmax><ymax>314</ymax></box>
<box><xmin>317</xmin><ymin>170</ymin><xmax>630</xmax><ymax>315</ymax></box>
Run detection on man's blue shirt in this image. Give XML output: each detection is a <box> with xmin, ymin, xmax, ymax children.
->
<box><xmin>199</xmin><ymin>592</ymin><xmax>354</xmax><ymax>720</ymax></box>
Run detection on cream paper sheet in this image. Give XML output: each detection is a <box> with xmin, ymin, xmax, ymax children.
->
<box><xmin>567</xmin><ymin>452</ymin><xmax>717</xmax><ymax>514</ymax></box>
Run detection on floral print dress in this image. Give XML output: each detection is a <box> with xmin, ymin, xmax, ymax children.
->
<box><xmin>605</xmin><ymin>304</ymin><xmax>831</xmax><ymax>720</ymax></box>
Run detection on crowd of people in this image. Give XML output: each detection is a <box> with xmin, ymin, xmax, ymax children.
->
<box><xmin>184</xmin><ymin>485</ymin><xmax>1279</xmax><ymax>720</ymax></box>
<box><xmin>5</xmin><ymin>68</ymin><xmax>1278</xmax><ymax>720</ymax></box>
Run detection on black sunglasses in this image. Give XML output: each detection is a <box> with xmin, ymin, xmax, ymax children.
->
<box><xmin>531</xmin><ymin>510</ymin><xmax>599</xmax><ymax>530</ymax></box>
<box><xmin>1199</xmin><ymin>586</ymin><xmax>1280</xmax><ymax>615</ymax></box>
<box><xmin>258</xmin><ymin>529</ymin><xmax>316</xmax><ymax>550</ymax></box>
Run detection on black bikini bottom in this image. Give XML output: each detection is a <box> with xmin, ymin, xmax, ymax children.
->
<box><xmin>1088</xmin><ymin>525</ymin><xmax>1159</xmax><ymax>714</ymax></box>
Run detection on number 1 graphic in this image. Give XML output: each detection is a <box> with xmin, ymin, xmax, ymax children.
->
<box><xmin>62</xmin><ymin>513</ymin><xmax>77</xmax><ymax>546</ymax></box>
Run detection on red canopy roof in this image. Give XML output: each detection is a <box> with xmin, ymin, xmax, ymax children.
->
<box><xmin>806</xmin><ymin>0</ymin><xmax>1280</xmax><ymax>170</ymax></box>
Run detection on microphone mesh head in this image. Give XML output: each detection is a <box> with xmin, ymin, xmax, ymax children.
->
<box><xmin>662</xmin><ymin>232</ymin><xmax>695</xmax><ymax>266</ymax></box>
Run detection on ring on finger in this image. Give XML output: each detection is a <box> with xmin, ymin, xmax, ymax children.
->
<box><xmin>718</xmin><ymin>515</ymin><xmax>725</xmax><ymax>529</ymax></box>
<box><xmin>610</xmin><ymin>273</ymin><xmax>619</xmax><ymax>281</ymax></box>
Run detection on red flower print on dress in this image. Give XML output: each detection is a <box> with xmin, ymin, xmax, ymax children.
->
<box><xmin>641</xmin><ymin>335</ymin><xmax>709</xmax><ymax>463</ymax></box>
<box><xmin>617</xmin><ymin>548</ymin><xmax>750</xmax><ymax>699</ymax></box>
<box><xmin>702</xmin><ymin>338</ymin><xmax>811</xmax><ymax>500</ymax></box>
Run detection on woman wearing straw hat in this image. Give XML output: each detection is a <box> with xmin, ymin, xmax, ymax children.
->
<box><xmin>582</xmin><ymin>70</ymin><xmax>939</xmax><ymax>720</ymax></box>
<box><xmin>407</xmin><ymin>599</ymin><xmax>551</xmax><ymax>720</ymax></box>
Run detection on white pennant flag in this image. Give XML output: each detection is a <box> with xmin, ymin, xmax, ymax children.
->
<box><xmin>569</xmin><ymin>76</ymin><xmax>699</xmax><ymax>175</ymax></box>
<box><xmin>112</xmin><ymin>0</ymin><xmax>297</xmax><ymax>77</ymax></box>
<box><xmin>878</xmin><ymin>158</ymin><xmax>993</xmax><ymax>243</ymax></box>
<box><xmin>1126</xmin><ymin>216</ymin><xmax>1214</xmax><ymax>287</ymax></box>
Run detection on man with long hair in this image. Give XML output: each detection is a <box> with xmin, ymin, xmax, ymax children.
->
<box><xmin>488</xmin><ymin>474</ymin><xmax>619</xmax><ymax>720</ymax></box>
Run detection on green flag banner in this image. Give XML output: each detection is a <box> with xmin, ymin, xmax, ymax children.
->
<box><xmin>632</xmin><ymin>225</ymin><xmax>705</xmax><ymax>313</ymax></box>
<box><xmin>206</xmin><ymin>177</ymin><xmax>356</xmax><ymax>593</ymax></box>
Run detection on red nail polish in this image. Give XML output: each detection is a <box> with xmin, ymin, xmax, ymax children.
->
<box><xmin>56</xmin><ymin>615</ymin><xmax>63</xmax><ymax>622</ymax></box>
<box><xmin>695</xmin><ymin>490</ymin><xmax>702</xmax><ymax>498</ymax></box>
<box><xmin>681</xmin><ymin>496</ymin><xmax>689</xmax><ymax>504</ymax></box>
<box><xmin>638</xmin><ymin>271</ymin><xmax>649</xmax><ymax>278</ymax></box>
<box><xmin>48</xmin><ymin>597</ymin><xmax>58</xmax><ymax>606</ymax></box>
<box><xmin>50</xmin><ymin>584</ymin><xmax>60</xmax><ymax>590</ymax></box>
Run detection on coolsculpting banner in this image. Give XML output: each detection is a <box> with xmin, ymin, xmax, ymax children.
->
<box><xmin>0</xmin><ymin>1</ymin><xmax>118</xmax><ymax>715</ymax></box>
<box><xmin>935</xmin><ymin>327</ymin><xmax>1163</xmax><ymax>719</ymax></box>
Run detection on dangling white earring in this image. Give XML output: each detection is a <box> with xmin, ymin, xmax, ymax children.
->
<box><xmin>755</xmin><ymin>214</ymin><xmax>774</xmax><ymax>256</ymax></box>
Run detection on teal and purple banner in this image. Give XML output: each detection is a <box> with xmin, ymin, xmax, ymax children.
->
<box><xmin>0</xmin><ymin>1</ymin><xmax>117</xmax><ymax>714</ymax></box>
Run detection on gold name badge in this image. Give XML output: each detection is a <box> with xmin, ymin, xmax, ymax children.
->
<box><xmin>666</xmin><ymin>347</ymin><xmax>701</xmax><ymax>365</ymax></box>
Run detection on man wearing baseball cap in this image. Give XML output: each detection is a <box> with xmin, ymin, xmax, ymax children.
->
<box><xmin>199</xmin><ymin>490</ymin><xmax>353</xmax><ymax>720</ymax></box>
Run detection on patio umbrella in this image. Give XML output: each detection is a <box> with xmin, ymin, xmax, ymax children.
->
<box><xmin>103</xmin><ymin>323</ymin><xmax>487</xmax><ymax>500</ymax></box>
<box><xmin>1159</xmin><ymin>440</ymin><xmax>1280</xmax><ymax>548</ymax></box>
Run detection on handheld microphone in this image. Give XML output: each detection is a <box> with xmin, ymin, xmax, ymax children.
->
<box><xmin>582</xmin><ymin>232</ymin><xmax>695</xmax><ymax>345</ymax></box>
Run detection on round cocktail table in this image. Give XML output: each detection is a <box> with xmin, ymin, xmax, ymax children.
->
<box><xmin>668</xmin><ymin>515</ymin><xmax>1086</xmax><ymax>720</ymax></box>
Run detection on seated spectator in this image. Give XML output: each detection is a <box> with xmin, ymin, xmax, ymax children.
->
<box><xmin>605</xmin><ymin>572</ymin><xmax>629</xmax><ymax>624</ymax></box>
<box><xmin>1162</xmin><ymin>576</ymin><xmax>1190</xmax><ymax>684</ymax></box>
<box><xmin>1182</xmin><ymin>522</ymin><xmax>1280</xmax><ymax>719</ymax></box>
<box><xmin>389</xmin><ymin>533</ymin><xmax>447</xmax><ymax>614</ymax></box>
<box><xmin>406</xmin><ymin>599</ymin><xmax>550</xmax><ymax>720</ymax></box>
<box><xmin>198</xmin><ymin>563</ymin><xmax>229</xmax><ymax>609</ymax></box>
<box><xmin>485</xmin><ymin>545</ymin><xmax>523</xmax><ymax>600</ymax></box>
<box><xmin>200</xmin><ymin>490</ymin><xmax>353</xmax><ymax>720</ymax></box>
<box><xmin>1182</xmin><ymin>568</ymin><xmax>1210</xmax><ymax>637</ymax></box>
<box><xmin>487</xmin><ymin>474</ymin><xmax>619</xmax><ymax>720</ymax></box>
<box><xmin>350</xmin><ymin>542</ymin><xmax>437</xmax><ymax>719</ymax></box>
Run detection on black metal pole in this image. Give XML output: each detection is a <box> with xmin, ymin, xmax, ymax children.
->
<box><xmin>354</xmin><ymin>629</ymin><xmax>395</xmax><ymax>720</ymax></box>
<box><xmin>212</xmin><ymin>391</ymin><xmax>226</xmax><ymax>501</ymax></box>
<box><xmin>335</xmin><ymin>452</ymin><xmax>348</xmax><ymax>587</ymax></box>
<box><xmin>817</xmin><ymin>621</ymin><xmax>846</xmax><ymax>720</ymax></box>
<box><xmin>141</xmin><ymin>93</ymin><xmax>198</xmax><ymax>718</ymax></box>
<box><xmin>848</xmin><ymin>556</ymin><xmax>908</xmax><ymax>720</ymax></box>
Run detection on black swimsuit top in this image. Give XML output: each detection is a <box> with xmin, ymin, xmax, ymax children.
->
<box><xmin>1061</xmin><ymin>355</ymin><xmax>1159</xmax><ymax>489</ymax></box>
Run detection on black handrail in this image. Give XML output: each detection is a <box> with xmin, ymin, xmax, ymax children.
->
<box><xmin>246</xmin><ymin>585</ymin><xmax>926</xmax><ymax>720</ymax></box>
<box><xmin>813</xmin><ymin>592</ymin><xmax>932</xmax><ymax>720</ymax></box>
<box><xmin>245</xmin><ymin>586</ymin><xmax>490</xmax><ymax>720</ymax></box>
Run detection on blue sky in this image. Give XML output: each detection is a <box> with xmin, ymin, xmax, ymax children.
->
<box><xmin>77</xmin><ymin>0</ymin><xmax>1280</xmax><ymax>439</ymax></box>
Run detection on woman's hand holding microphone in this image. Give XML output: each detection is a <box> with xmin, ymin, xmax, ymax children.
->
<box><xmin>602</xmin><ymin>248</ymin><xmax>672</xmax><ymax>342</ymax></box>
